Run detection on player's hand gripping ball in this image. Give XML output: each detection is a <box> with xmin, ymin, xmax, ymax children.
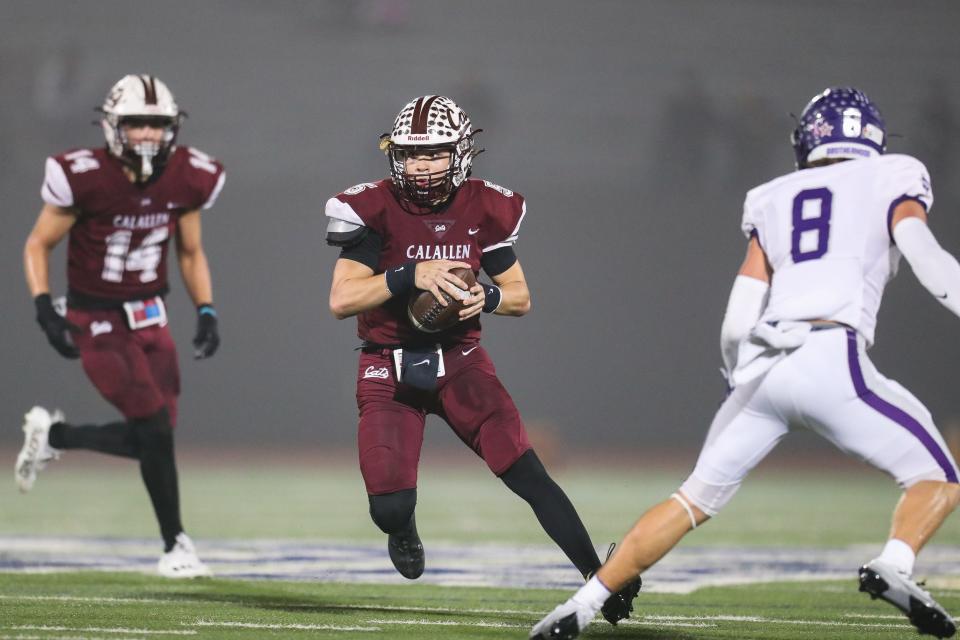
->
<box><xmin>407</xmin><ymin>267</ymin><xmax>477</xmax><ymax>333</ymax></box>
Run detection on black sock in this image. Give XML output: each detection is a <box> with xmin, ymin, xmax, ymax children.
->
<box><xmin>48</xmin><ymin>421</ymin><xmax>139</xmax><ymax>459</ymax></box>
<box><xmin>500</xmin><ymin>450</ymin><xmax>601</xmax><ymax>577</ymax></box>
<box><xmin>132</xmin><ymin>409</ymin><xmax>182</xmax><ymax>552</ymax></box>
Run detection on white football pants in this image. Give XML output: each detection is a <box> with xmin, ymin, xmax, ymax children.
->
<box><xmin>680</xmin><ymin>327</ymin><xmax>959</xmax><ymax>516</ymax></box>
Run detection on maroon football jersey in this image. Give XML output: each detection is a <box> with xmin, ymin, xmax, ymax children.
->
<box><xmin>41</xmin><ymin>146</ymin><xmax>225</xmax><ymax>302</ymax></box>
<box><xmin>326</xmin><ymin>178</ymin><xmax>526</xmax><ymax>345</ymax></box>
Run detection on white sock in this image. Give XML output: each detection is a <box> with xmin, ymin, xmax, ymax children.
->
<box><xmin>571</xmin><ymin>575</ymin><xmax>613</xmax><ymax>613</ymax></box>
<box><xmin>877</xmin><ymin>538</ymin><xmax>916</xmax><ymax>576</ymax></box>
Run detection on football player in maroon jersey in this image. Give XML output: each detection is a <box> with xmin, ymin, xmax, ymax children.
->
<box><xmin>17</xmin><ymin>74</ymin><xmax>225</xmax><ymax>578</ymax></box>
<box><xmin>325</xmin><ymin>95</ymin><xmax>639</xmax><ymax>624</ymax></box>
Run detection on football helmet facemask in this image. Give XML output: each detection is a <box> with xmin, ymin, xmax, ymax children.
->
<box><xmin>380</xmin><ymin>95</ymin><xmax>482</xmax><ymax>213</ymax></box>
<box><xmin>99</xmin><ymin>74</ymin><xmax>184</xmax><ymax>182</ymax></box>
<box><xmin>791</xmin><ymin>86</ymin><xmax>886</xmax><ymax>169</ymax></box>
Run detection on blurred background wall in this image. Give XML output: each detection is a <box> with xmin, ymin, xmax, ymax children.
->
<box><xmin>2</xmin><ymin>0</ymin><xmax>959</xmax><ymax>459</ymax></box>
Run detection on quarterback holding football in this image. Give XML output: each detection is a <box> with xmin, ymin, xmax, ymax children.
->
<box><xmin>325</xmin><ymin>95</ymin><xmax>639</xmax><ymax>624</ymax></box>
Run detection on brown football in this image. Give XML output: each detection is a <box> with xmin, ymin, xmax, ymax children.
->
<box><xmin>407</xmin><ymin>267</ymin><xmax>477</xmax><ymax>333</ymax></box>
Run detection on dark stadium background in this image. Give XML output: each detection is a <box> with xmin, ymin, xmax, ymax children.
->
<box><xmin>3</xmin><ymin>0</ymin><xmax>959</xmax><ymax>462</ymax></box>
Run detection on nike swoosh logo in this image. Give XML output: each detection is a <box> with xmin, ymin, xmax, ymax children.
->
<box><xmin>395</xmin><ymin>266</ymin><xmax>405</xmax><ymax>272</ymax></box>
<box><xmin>462</xmin><ymin>345</ymin><xmax>479</xmax><ymax>356</ymax></box>
<box><xmin>937</xmin><ymin>293</ymin><xmax>948</xmax><ymax>299</ymax></box>
<box><xmin>468</xmin><ymin>228</ymin><xmax>479</xmax><ymax>235</ymax></box>
<box><xmin>411</xmin><ymin>358</ymin><xmax>431</xmax><ymax>366</ymax></box>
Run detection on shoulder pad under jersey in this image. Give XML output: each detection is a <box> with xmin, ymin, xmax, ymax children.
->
<box><xmin>326</xmin><ymin>218</ymin><xmax>369</xmax><ymax>247</ymax></box>
<box><xmin>879</xmin><ymin>154</ymin><xmax>933</xmax><ymax>213</ymax></box>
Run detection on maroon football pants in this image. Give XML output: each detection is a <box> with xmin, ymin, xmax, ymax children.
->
<box><xmin>67</xmin><ymin>308</ymin><xmax>180</xmax><ymax>426</ymax></box>
<box><xmin>355</xmin><ymin>343</ymin><xmax>531</xmax><ymax>495</ymax></box>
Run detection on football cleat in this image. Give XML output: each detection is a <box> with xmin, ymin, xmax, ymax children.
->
<box><xmin>387</xmin><ymin>516</ymin><xmax>425</xmax><ymax>579</ymax></box>
<box><xmin>859</xmin><ymin>559</ymin><xmax>956</xmax><ymax>638</ymax></box>
<box><xmin>601</xmin><ymin>574</ymin><xmax>642</xmax><ymax>625</ymax></box>
<box><xmin>529</xmin><ymin>599</ymin><xmax>595</xmax><ymax>640</ymax></box>
<box><xmin>15</xmin><ymin>406</ymin><xmax>63</xmax><ymax>493</ymax></box>
<box><xmin>157</xmin><ymin>533</ymin><xmax>212</xmax><ymax>578</ymax></box>
<box><xmin>592</xmin><ymin>543</ymin><xmax>642</xmax><ymax>625</ymax></box>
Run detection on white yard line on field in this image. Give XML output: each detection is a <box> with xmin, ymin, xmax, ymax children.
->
<box><xmin>326</xmin><ymin>603</ymin><xmax>539</xmax><ymax>615</ymax></box>
<box><xmin>190</xmin><ymin>620</ymin><xmax>379</xmax><ymax>632</ymax></box>
<box><xmin>364</xmin><ymin>619</ymin><xmax>528</xmax><ymax>629</ymax></box>
<box><xmin>0</xmin><ymin>596</ymin><xmax>171</xmax><ymax>604</ymax></box>
<box><xmin>636</xmin><ymin>614</ymin><xmax>911</xmax><ymax>629</ymax></box>
<box><xmin>9</xmin><ymin>627</ymin><xmax>194</xmax><ymax>636</ymax></box>
<box><xmin>1</xmin><ymin>635</ymin><xmax>146</xmax><ymax>640</ymax></box>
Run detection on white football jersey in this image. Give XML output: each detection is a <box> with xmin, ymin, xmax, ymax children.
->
<box><xmin>742</xmin><ymin>154</ymin><xmax>933</xmax><ymax>346</ymax></box>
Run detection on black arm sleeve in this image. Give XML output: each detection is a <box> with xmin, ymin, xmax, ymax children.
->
<box><xmin>339</xmin><ymin>229</ymin><xmax>382</xmax><ymax>270</ymax></box>
<box><xmin>480</xmin><ymin>245</ymin><xmax>517</xmax><ymax>277</ymax></box>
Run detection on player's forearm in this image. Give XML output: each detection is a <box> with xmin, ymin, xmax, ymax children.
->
<box><xmin>329</xmin><ymin>274</ymin><xmax>392</xmax><ymax>319</ymax></box>
<box><xmin>720</xmin><ymin>275</ymin><xmax>769</xmax><ymax>373</ymax></box>
<box><xmin>894</xmin><ymin>218</ymin><xmax>960</xmax><ymax>318</ymax></box>
<box><xmin>492</xmin><ymin>280</ymin><xmax>530</xmax><ymax>316</ymax></box>
<box><xmin>23</xmin><ymin>236</ymin><xmax>53</xmax><ymax>297</ymax></box>
<box><xmin>178</xmin><ymin>250</ymin><xmax>213</xmax><ymax>305</ymax></box>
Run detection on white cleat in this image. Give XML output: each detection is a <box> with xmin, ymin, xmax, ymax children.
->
<box><xmin>15</xmin><ymin>406</ymin><xmax>63</xmax><ymax>493</ymax></box>
<box><xmin>859</xmin><ymin>559</ymin><xmax>956</xmax><ymax>638</ymax></box>
<box><xmin>530</xmin><ymin>598</ymin><xmax>597</xmax><ymax>640</ymax></box>
<box><xmin>157</xmin><ymin>533</ymin><xmax>213</xmax><ymax>579</ymax></box>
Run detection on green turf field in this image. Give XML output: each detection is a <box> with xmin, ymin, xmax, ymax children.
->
<box><xmin>1</xmin><ymin>454</ymin><xmax>958</xmax><ymax>638</ymax></box>
<box><xmin>0</xmin><ymin>573</ymin><xmax>956</xmax><ymax>639</ymax></box>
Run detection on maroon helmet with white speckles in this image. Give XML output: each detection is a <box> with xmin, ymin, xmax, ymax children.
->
<box><xmin>379</xmin><ymin>95</ymin><xmax>482</xmax><ymax>212</ymax></box>
<box><xmin>99</xmin><ymin>74</ymin><xmax>184</xmax><ymax>182</ymax></box>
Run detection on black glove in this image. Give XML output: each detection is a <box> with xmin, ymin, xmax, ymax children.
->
<box><xmin>33</xmin><ymin>293</ymin><xmax>80</xmax><ymax>360</ymax></box>
<box><xmin>34</xmin><ymin>293</ymin><xmax>80</xmax><ymax>359</ymax></box>
<box><xmin>193</xmin><ymin>304</ymin><xmax>220</xmax><ymax>359</ymax></box>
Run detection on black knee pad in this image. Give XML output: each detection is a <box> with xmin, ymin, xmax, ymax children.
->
<box><xmin>131</xmin><ymin>408</ymin><xmax>174</xmax><ymax>454</ymax></box>
<box><xmin>369</xmin><ymin>488</ymin><xmax>417</xmax><ymax>534</ymax></box>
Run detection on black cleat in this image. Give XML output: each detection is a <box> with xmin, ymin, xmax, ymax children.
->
<box><xmin>387</xmin><ymin>516</ymin><xmax>425</xmax><ymax>579</ymax></box>
<box><xmin>593</xmin><ymin>543</ymin><xmax>642</xmax><ymax>625</ymax></box>
<box><xmin>859</xmin><ymin>560</ymin><xmax>956</xmax><ymax>638</ymax></box>
<box><xmin>601</xmin><ymin>575</ymin><xmax>642</xmax><ymax>625</ymax></box>
<box><xmin>529</xmin><ymin>606</ymin><xmax>591</xmax><ymax>640</ymax></box>
<box><xmin>544</xmin><ymin>612</ymin><xmax>581</xmax><ymax>640</ymax></box>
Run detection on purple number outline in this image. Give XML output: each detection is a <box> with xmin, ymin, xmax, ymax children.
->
<box><xmin>791</xmin><ymin>187</ymin><xmax>832</xmax><ymax>263</ymax></box>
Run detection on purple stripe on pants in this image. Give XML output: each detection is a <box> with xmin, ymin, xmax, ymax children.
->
<box><xmin>845</xmin><ymin>329</ymin><xmax>957</xmax><ymax>483</ymax></box>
